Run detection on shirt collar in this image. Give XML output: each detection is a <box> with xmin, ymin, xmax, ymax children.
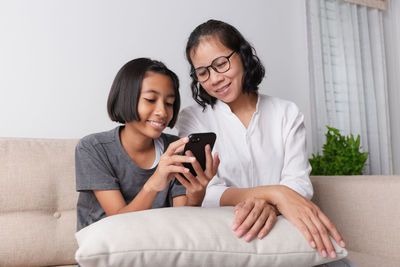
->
<box><xmin>214</xmin><ymin>99</ymin><xmax>232</xmax><ymax>113</ymax></box>
<box><xmin>214</xmin><ymin>93</ymin><xmax>261</xmax><ymax>114</ymax></box>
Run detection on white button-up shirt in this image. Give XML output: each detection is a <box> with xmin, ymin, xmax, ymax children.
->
<box><xmin>176</xmin><ymin>94</ymin><xmax>313</xmax><ymax>207</ymax></box>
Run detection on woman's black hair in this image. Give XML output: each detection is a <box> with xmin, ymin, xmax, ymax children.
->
<box><xmin>107</xmin><ymin>58</ymin><xmax>180</xmax><ymax>127</ymax></box>
<box><xmin>186</xmin><ymin>19</ymin><xmax>265</xmax><ymax>108</ymax></box>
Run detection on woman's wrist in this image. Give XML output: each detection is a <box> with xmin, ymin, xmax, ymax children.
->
<box><xmin>245</xmin><ymin>185</ymin><xmax>289</xmax><ymax>207</ymax></box>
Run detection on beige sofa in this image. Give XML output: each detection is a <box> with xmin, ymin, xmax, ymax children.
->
<box><xmin>0</xmin><ymin>137</ymin><xmax>399</xmax><ymax>267</ymax></box>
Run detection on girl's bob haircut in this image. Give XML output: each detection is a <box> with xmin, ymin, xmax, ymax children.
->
<box><xmin>107</xmin><ymin>58</ymin><xmax>180</xmax><ymax>127</ymax></box>
<box><xmin>186</xmin><ymin>19</ymin><xmax>265</xmax><ymax>109</ymax></box>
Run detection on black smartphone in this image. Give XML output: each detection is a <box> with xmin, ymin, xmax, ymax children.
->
<box><xmin>182</xmin><ymin>132</ymin><xmax>216</xmax><ymax>177</ymax></box>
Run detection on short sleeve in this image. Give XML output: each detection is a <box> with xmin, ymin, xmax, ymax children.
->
<box><xmin>75</xmin><ymin>140</ymin><xmax>120</xmax><ymax>192</ymax></box>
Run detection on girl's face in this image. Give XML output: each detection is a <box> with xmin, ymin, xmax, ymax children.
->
<box><xmin>128</xmin><ymin>71</ymin><xmax>175</xmax><ymax>139</ymax></box>
<box><xmin>190</xmin><ymin>37</ymin><xmax>244</xmax><ymax>104</ymax></box>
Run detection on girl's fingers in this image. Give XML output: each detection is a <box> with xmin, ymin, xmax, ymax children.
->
<box><xmin>212</xmin><ymin>152</ymin><xmax>220</xmax><ymax>175</ymax></box>
<box><xmin>175</xmin><ymin>173</ymin><xmax>190</xmax><ymax>187</ymax></box>
<box><xmin>205</xmin><ymin>148</ymin><xmax>219</xmax><ymax>178</ymax></box>
<box><xmin>165</xmin><ymin>137</ymin><xmax>189</xmax><ymax>155</ymax></box>
<box><xmin>168</xmin><ymin>165</ymin><xmax>190</xmax><ymax>175</ymax></box>
<box><xmin>189</xmin><ymin>158</ymin><xmax>210</xmax><ymax>186</ymax></box>
<box><xmin>169</xmin><ymin>154</ymin><xmax>196</xmax><ymax>165</ymax></box>
<box><xmin>173</xmin><ymin>143</ymin><xmax>187</xmax><ymax>154</ymax></box>
<box><xmin>180</xmin><ymin>169</ymin><xmax>199</xmax><ymax>186</ymax></box>
<box><xmin>204</xmin><ymin>144</ymin><xmax>213</xmax><ymax>173</ymax></box>
<box><xmin>184</xmin><ymin>150</ymin><xmax>206</xmax><ymax>179</ymax></box>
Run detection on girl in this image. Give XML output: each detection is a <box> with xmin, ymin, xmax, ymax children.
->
<box><xmin>177</xmin><ymin>20</ymin><xmax>346</xmax><ymax>260</ymax></box>
<box><xmin>76</xmin><ymin>58</ymin><xmax>219</xmax><ymax>231</ymax></box>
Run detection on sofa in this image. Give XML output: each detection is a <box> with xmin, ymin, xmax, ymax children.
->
<box><xmin>0</xmin><ymin>137</ymin><xmax>399</xmax><ymax>267</ymax></box>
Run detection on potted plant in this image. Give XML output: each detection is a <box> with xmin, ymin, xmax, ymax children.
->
<box><xmin>309</xmin><ymin>126</ymin><xmax>369</xmax><ymax>175</ymax></box>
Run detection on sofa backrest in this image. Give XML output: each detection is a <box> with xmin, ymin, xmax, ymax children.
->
<box><xmin>311</xmin><ymin>175</ymin><xmax>400</xmax><ymax>266</ymax></box>
<box><xmin>0</xmin><ymin>137</ymin><xmax>79</xmax><ymax>267</ymax></box>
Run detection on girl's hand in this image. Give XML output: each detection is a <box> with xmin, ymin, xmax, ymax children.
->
<box><xmin>175</xmin><ymin>144</ymin><xmax>219</xmax><ymax>206</ymax></box>
<box><xmin>231</xmin><ymin>197</ymin><xmax>278</xmax><ymax>242</ymax></box>
<box><xmin>146</xmin><ymin>137</ymin><xmax>195</xmax><ymax>192</ymax></box>
<box><xmin>274</xmin><ymin>186</ymin><xmax>345</xmax><ymax>259</ymax></box>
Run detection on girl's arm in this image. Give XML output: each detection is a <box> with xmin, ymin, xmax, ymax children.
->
<box><xmin>172</xmin><ymin>195</ymin><xmax>187</xmax><ymax>206</ymax></box>
<box><xmin>94</xmin><ymin>183</ymin><xmax>158</xmax><ymax>216</ymax></box>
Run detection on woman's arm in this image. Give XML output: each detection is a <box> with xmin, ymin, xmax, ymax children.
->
<box><xmin>221</xmin><ymin>185</ymin><xmax>345</xmax><ymax>259</ymax></box>
<box><xmin>220</xmin><ymin>186</ymin><xmax>279</xmax><ymax>206</ymax></box>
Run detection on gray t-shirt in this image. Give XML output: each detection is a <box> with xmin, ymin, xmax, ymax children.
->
<box><xmin>75</xmin><ymin>126</ymin><xmax>186</xmax><ymax>231</ymax></box>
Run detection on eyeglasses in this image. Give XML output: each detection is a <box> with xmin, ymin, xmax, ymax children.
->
<box><xmin>191</xmin><ymin>51</ymin><xmax>235</xmax><ymax>82</ymax></box>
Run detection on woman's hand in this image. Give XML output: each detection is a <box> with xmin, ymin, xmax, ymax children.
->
<box><xmin>175</xmin><ymin>144</ymin><xmax>219</xmax><ymax>206</ymax></box>
<box><xmin>274</xmin><ymin>186</ymin><xmax>345</xmax><ymax>259</ymax></box>
<box><xmin>146</xmin><ymin>137</ymin><xmax>194</xmax><ymax>192</ymax></box>
<box><xmin>231</xmin><ymin>197</ymin><xmax>278</xmax><ymax>242</ymax></box>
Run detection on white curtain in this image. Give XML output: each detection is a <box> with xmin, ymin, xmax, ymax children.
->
<box><xmin>306</xmin><ymin>0</ymin><xmax>393</xmax><ymax>174</ymax></box>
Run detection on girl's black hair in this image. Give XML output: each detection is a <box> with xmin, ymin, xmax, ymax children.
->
<box><xmin>107</xmin><ymin>58</ymin><xmax>180</xmax><ymax>127</ymax></box>
<box><xmin>186</xmin><ymin>19</ymin><xmax>265</xmax><ymax>108</ymax></box>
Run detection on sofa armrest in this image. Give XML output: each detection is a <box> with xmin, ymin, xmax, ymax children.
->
<box><xmin>311</xmin><ymin>175</ymin><xmax>400</xmax><ymax>267</ymax></box>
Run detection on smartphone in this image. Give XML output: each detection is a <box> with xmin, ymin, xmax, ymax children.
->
<box><xmin>182</xmin><ymin>132</ymin><xmax>216</xmax><ymax>177</ymax></box>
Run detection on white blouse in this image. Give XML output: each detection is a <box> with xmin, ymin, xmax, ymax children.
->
<box><xmin>176</xmin><ymin>94</ymin><xmax>313</xmax><ymax>207</ymax></box>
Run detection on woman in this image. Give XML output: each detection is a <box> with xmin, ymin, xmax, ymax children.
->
<box><xmin>177</xmin><ymin>19</ymin><xmax>345</xmax><ymax>260</ymax></box>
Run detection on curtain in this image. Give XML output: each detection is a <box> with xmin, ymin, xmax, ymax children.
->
<box><xmin>306</xmin><ymin>0</ymin><xmax>393</xmax><ymax>174</ymax></box>
<box><xmin>344</xmin><ymin>0</ymin><xmax>387</xmax><ymax>10</ymax></box>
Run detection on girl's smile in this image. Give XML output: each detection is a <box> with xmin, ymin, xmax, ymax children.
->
<box><xmin>147</xmin><ymin>119</ymin><xmax>166</xmax><ymax>130</ymax></box>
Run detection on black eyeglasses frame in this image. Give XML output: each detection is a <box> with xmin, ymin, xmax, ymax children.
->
<box><xmin>191</xmin><ymin>51</ymin><xmax>236</xmax><ymax>82</ymax></box>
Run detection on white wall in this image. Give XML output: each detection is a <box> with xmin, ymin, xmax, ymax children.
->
<box><xmin>0</xmin><ymin>0</ymin><xmax>312</xmax><ymax>152</ymax></box>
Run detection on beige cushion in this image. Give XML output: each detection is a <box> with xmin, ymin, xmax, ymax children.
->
<box><xmin>75</xmin><ymin>206</ymin><xmax>347</xmax><ymax>267</ymax></box>
<box><xmin>0</xmin><ymin>137</ymin><xmax>79</xmax><ymax>267</ymax></box>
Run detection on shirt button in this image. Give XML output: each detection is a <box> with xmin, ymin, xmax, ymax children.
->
<box><xmin>53</xmin><ymin>212</ymin><xmax>61</xmax><ymax>219</ymax></box>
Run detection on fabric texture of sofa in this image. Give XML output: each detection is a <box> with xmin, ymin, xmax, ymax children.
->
<box><xmin>0</xmin><ymin>137</ymin><xmax>399</xmax><ymax>267</ymax></box>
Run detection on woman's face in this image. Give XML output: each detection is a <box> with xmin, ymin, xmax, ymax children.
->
<box><xmin>127</xmin><ymin>71</ymin><xmax>175</xmax><ymax>139</ymax></box>
<box><xmin>190</xmin><ymin>37</ymin><xmax>244</xmax><ymax>104</ymax></box>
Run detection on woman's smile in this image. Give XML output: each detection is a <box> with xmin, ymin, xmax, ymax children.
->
<box><xmin>215</xmin><ymin>83</ymin><xmax>231</xmax><ymax>95</ymax></box>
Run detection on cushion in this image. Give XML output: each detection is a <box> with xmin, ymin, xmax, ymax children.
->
<box><xmin>75</xmin><ymin>206</ymin><xmax>347</xmax><ymax>267</ymax></box>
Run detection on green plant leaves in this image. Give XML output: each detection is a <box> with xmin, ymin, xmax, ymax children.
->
<box><xmin>309</xmin><ymin>126</ymin><xmax>368</xmax><ymax>175</ymax></box>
